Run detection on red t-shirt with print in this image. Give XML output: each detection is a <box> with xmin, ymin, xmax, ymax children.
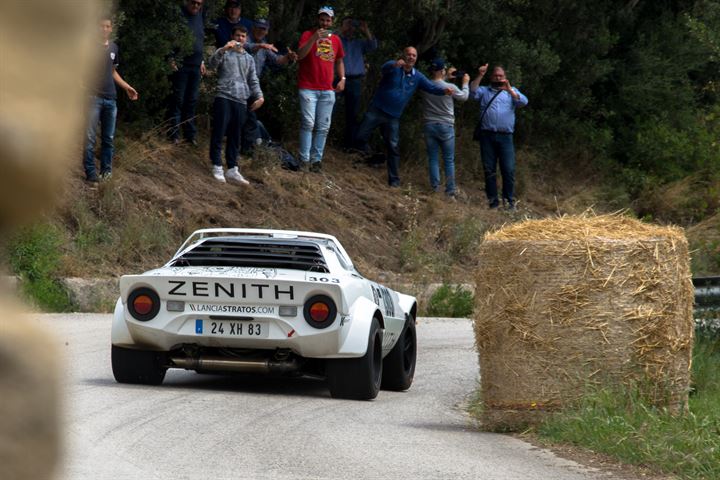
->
<box><xmin>297</xmin><ymin>29</ymin><xmax>344</xmax><ymax>90</ymax></box>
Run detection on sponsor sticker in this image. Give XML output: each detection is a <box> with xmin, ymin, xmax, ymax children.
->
<box><xmin>187</xmin><ymin>304</ymin><xmax>276</xmax><ymax>315</ymax></box>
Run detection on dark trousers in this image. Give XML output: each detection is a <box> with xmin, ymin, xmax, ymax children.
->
<box><xmin>337</xmin><ymin>76</ymin><xmax>363</xmax><ymax>148</ymax></box>
<box><xmin>168</xmin><ymin>66</ymin><xmax>201</xmax><ymax>141</ymax></box>
<box><xmin>355</xmin><ymin>106</ymin><xmax>401</xmax><ymax>186</ymax></box>
<box><xmin>209</xmin><ymin>97</ymin><xmax>247</xmax><ymax>168</ymax></box>
<box><xmin>479</xmin><ymin>132</ymin><xmax>516</xmax><ymax>206</ymax></box>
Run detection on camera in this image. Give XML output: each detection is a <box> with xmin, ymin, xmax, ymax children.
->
<box><xmin>449</xmin><ymin>69</ymin><xmax>467</xmax><ymax>86</ymax></box>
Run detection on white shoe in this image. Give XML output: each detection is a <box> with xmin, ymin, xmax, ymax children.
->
<box><xmin>212</xmin><ymin>165</ymin><xmax>226</xmax><ymax>183</ymax></box>
<box><xmin>226</xmin><ymin>167</ymin><xmax>250</xmax><ymax>185</ymax></box>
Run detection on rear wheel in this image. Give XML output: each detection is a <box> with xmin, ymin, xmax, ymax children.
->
<box><xmin>381</xmin><ymin>316</ymin><xmax>417</xmax><ymax>391</ymax></box>
<box><xmin>111</xmin><ymin>345</ymin><xmax>167</xmax><ymax>385</ymax></box>
<box><xmin>327</xmin><ymin>317</ymin><xmax>382</xmax><ymax>400</ymax></box>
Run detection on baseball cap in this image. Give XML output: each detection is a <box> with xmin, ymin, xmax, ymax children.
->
<box><xmin>318</xmin><ymin>6</ymin><xmax>335</xmax><ymax>17</ymax></box>
<box><xmin>429</xmin><ymin>58</ymin><xmax>446</xmax><ymax>72</ymax></box>
<box><xmin>254</xmin><ymin>18</ymin><xmax>270</xmax><ymax>29</ymax></box>
<box><xmin>224</xmin><ymin>0</ymin><xmax>240</xmax><ymax>8</ymax></box>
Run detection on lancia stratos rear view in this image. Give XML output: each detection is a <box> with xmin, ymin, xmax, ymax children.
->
<box><xmin>111</xmin><ymin>228</ymin><xmax>418</xmax><ymax>400</ymax></box>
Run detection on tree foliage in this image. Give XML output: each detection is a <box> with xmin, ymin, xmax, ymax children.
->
<box><xmin>115</xmin><ymin>0</ymin><xmax>719</xmax><ymax>188</ymax></box>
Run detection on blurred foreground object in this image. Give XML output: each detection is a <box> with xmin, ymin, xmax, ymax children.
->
<box><xmin>0</xmin><ymin>0</ymin><xmax>98</xmax><ymax>230</ymax></box>
<box><xmin>0</xmin><ymin>0</ymin><xmax>98</xmax><ymax>478</ymax></box>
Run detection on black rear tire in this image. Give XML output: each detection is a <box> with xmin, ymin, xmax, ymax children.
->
<box><xmin>111</xmin><ymin>345</ymin><xmax>167</xmax><ymax>385</ymax></box>
<box><xmin>327</xmin><ymin>317</ymin><xmax>382</xmax><ymax>400</ymax></box>
<box><xmin>381</xmin><ymin>316</ymin><xmax>417</xmax><ymax>391</ymax></box>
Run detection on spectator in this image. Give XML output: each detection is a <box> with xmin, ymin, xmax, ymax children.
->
<box><xmin>207</xmin><ymin>26</ymin><xmax>263</xmax><ymax>184</ymax></box>
<box><xmin>246</xmin><ymin>18</ymin><xmax>297</xmax><ymax>77</ymax></box>
<box><xmin>336</xmin><ymin>17</ymin><xmax>377</xmax><ymax>149</ymax></box>
<box><xmin>470</xmin><ymin>65</ymin><xmax>528</xmax><ymax>209</ymax></box>
<box><xmin>212</xmin><ymin>0</ymin><xmax>252</xmax><ymax>48</ymax></box>
<box><xmin>167</xmin><ymin>0</ymin><xmax>206</xmax><ymax>146</ymax></box>
<box><xmin>296</xmin><ymin>6</ymin><xmax>345</xmax><ymax>172</ymax></box>
<box><xmin>241</xmin><ymin>18</ymin><xmax>297</xmax><ymax>154</ymax></box>
<box><xmin>354</xmin><ymin>47</ymin><xmax>452</xmax><ymax>187</ymax></box>
<box><xmin>420</xmin><ymin>59</ymin><xmax>469</xmax><ymax>198</ymax></box>
<box><xmin>83</xmin><ymin>16</ymin><xmax>138</xmax><ymax>183</ymax></box>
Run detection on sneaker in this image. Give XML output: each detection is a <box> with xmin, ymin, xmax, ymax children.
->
<box><xmin>309</xmin><ymin>162</ymin><xmax>322</xmax><ymax>173</ymax></box>
<box><xmin>226</xmin><ymin>166</ymin><xmax>250</xmax><ymax>185</ymax></box>
<box><xmin>100</xmin><ymin>171</ymin><xmax>112</xmax><ymax>181</ymax></box>
<box><xmin>86</xmin><ymin>174</ymin><xmax>99</xmax><ymax>183</ymax></box>
<box><xmin>212</xmin><ymin>165</ymin><xmax>226</xmax><ymax>183</ymax></box>
<box><xmin>489</xmin><ymin>200</ymin><xmax>500</xmax><ymax>209</ymax></box>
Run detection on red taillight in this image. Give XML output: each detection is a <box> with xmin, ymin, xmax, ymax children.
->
<box><xmin>309</xmin><ymin>302</ymin><xmax>330</xmax><ymax>322</ymax></box>
<box><xmin>128</xmin><ymin>287</ymin><xmax>160</xmax><ymax>322</ymax></box>
<box><xmin>133</xmin><ymin>295</ymin><xmax>154</xmax><ymax>315</ymax></box>
<box><xmin>303</xmin><ymin>295</ymin><xmax>337</xmax><ymax>329</ymax></box>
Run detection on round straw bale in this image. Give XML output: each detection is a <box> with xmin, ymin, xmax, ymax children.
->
<box><xmin>474</xmin><ymin>213</ymin><xmax>694</xmax><ymax>431</ymax></box>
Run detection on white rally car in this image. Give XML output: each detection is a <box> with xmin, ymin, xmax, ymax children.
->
<box><xmin>112</xmin><ymin>228</ymin><xmax>417</xmax><ymax>400</ymax></box>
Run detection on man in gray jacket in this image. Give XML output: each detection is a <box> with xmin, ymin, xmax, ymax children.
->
<box><xmin>421</xmin><ymin>59</ymin><xmax>469</xmax><ymax>197</ymax></box>
<box><xmin>208</xmin><ymin>25</ymin><xmax>264</xmax><ymax>184</ymax></box>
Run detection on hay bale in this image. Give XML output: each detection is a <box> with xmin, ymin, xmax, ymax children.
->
<box><xmin>474</xmin><ymin>214</ymin><xmax>694</xmax><ymax>431</ymax></box>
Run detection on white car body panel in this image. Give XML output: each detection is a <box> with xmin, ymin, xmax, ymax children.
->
<box><xmin>112</xmin><ymin>229</ymin><xmax>415</xmax><ymax>361</ymax></box>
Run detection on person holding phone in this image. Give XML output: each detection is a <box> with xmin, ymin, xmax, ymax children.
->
<box><xmin>207</xmin><ymin>26</ymin><xmax>263</xmax><ymax>185</ymax></box>
<box><xmin>470</xmin><ymin>65</ymin><xmax>528</xmax><ymax>210</ymax></box>
<box><xmin>296</xmin><ymin>5</ymin><xmax>345</xmax><ymax>173</ymax></box>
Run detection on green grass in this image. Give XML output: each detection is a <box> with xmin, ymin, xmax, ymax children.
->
<box><xmin>426</xmin><ymin>284</ymin><xmax>474</xmax><ymax>318</ymax></box>
<box><xmin>6</xmin><ymin>223</ymin><xmax>74</xmax><ymax>312</ymax></box>
<box><xmin>536</xmin><ymin>329</ymin><xmax>720</xmax><ymax>479</ymax></box>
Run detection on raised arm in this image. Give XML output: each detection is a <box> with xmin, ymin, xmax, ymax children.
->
<box><xmin>470</xmin><ymin>63</ymin><xmax>488</xmax><ymax>93</ymax></box>
<box><xmin>297</xmin><ymin>30</ymin><xmax>319</xmax><ymax>61</ymax></box>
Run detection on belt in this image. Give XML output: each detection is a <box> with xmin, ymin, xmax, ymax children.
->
<box><xmin>345</xmin><ymin>74</ymin><xmax>365</xmax><ymax>80</ymax></box>
<box><xmin>480</xmin><ymin>129</ymin><xmax>512</xmax><ymax>135</ymax></box>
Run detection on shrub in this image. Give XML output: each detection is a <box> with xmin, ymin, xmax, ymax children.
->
<box><xmin>426</xmin><ymin>284</ymin><xmax>474</xmax><ymax>318</ymax></box>
<box><xmin>7</xmin><ymin>223</ymin><xmax>74</xmax><ymax>312</ymax></box>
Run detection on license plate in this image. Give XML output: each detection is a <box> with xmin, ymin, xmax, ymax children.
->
<box><xmin>196</xmin><ymin>319</ymin><xmax>268</xmax><ymax>338</ymax></box>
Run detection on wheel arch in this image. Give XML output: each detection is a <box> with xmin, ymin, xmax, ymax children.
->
<box><xmin>111</xmin><ymin>297</ymin><xmax>134</xmax><ymax>346</ymax></box>
<box><xmin>337</xmin><ymin>296</ymin><xmax>384</xmax><ymax>356</ymax></box>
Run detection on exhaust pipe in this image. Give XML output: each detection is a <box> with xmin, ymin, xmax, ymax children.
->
<box><xmin>170</xmin><ymin>355</ymin><xmax>300</xmax><ymax>374</ymax></box>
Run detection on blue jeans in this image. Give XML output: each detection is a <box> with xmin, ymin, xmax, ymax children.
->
<box><xmin>209</xmin><ymin>97</ymin><xmax>247</xmax><ymax>169</ymax></box>
<box><xmin>479</xmin><ymin>132</ymin><xmax>516</xmax><ymax>207</ymax></box>
<box><xmin>355</xmin><ymin>106</ymin><xmax>401</xmax><ymax>186</ymax></box>
<box><xmin>335</xmin><ymin>76</ymin><xmax>363</xmax><ymax>148</ymax></box>
<box><xmin>298</xmin><ymin>89</ymin><xmax>335</xmax><ymax>164</ymax></box>
<box><xmin>423</xmin><ymin>122</ymin><xmax>456</xmax><ymax>194</ymax></box>
<box><xmin>168</xmin><ymin>66</ymin><xmax>201</xmax><ymax>141</ymax></box>
<box><xmin>84</xmin><ymin>96</ymin><xmax>117</xmax><ymax>178</ymax></box>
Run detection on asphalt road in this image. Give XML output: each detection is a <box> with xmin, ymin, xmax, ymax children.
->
<box><xmin>36</xmin><ymin>314</ymin><xmax>616</xmax><ymax>480</ymax></box>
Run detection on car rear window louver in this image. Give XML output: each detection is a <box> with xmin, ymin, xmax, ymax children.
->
<box><xmin>171</xmin><ymin>238</ymin><xmax>329</xmax><ymax>272</ymax></box>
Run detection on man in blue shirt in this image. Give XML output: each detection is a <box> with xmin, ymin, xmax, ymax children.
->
<box><xmin>355</xmin><ymin>47</ymin><xmax>452</xmax><ymax>187</ymax></box>
<box><xmin>212</xmin><ymin>0</ymin><xmax>253</xmax><ymax>48</ymax></box>
<box><xmin>337</xmin><ymin>18</ymin><xmax>377</xmax><ymax>149</ymax></box>
<box><xmin>470</xmin><ymin>65</ymin><xmax>528</xmax><ymax>209</ymax></box>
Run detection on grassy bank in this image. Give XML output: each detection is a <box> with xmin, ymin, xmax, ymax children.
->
<box><xmin>469</xmin><ymin>322</ymin><xmax>719</xmax><ymax>479</ymax></box>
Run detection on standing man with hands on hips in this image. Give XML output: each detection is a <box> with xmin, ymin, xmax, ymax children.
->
<box><xmin>296</xmin><ymin>6</ymin><xmax>345</xmax><ymax>173</ymax></box>
<box><xmin>470</xmin><ymin>64</ymin><xmax>528</xmax><ymax>210</ymax></box>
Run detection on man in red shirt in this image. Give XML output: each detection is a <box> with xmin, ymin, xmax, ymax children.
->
<box><xmin>296</xmin><ymin>6</ymin><xmax>345</xmax><ymax>172</ymax></box>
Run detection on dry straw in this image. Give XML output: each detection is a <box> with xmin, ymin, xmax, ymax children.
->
<box><xmin>474</xmin><ymin>212</ymin><xmax>694</xmax><ymax>431</ymax></box>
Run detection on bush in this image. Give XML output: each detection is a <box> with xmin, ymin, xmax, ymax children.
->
<box><xmin>426</xmin><ymin>284</ymin><xmax>474</xmax><ymax>318</ymax></box>
<box><xmin>7</xmin><ymin>223</ymin><xmax>74</xmax><ymax>312</ymax></box>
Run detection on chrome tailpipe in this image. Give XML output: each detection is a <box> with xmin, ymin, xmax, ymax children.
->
<box><xmin>170</xmin><ymin>355</ymin><xmax>300</xmax><ymax>374</ymax></box>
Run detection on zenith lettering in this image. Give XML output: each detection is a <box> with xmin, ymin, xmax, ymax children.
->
<box><xmin>167</xmin><ymin>280</ymin><xmax>294</xmax><ymax>300</ymax></box>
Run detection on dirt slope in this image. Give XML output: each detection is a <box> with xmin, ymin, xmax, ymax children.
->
<box><xmin>56</xmin><ymin>132</ymin><xmax>715</xmax><ymax>280</ymax></box>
